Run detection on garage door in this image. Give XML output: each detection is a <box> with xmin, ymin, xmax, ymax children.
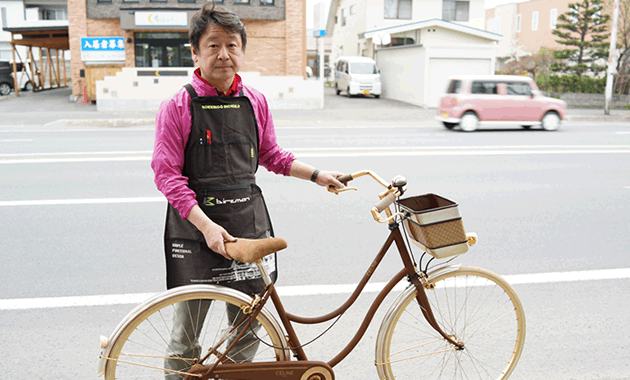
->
<box><xmin>426</xmin><ymin>58</ymin><xmax>491</xmax><ymax>108</ymax></box>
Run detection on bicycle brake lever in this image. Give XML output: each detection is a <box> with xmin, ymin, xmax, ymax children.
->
<box><xmin>327</xmin><ymin>186</ymin><xmax>358</xmax><ymax>194</ymax></box>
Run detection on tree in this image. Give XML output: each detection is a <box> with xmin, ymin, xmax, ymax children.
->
<box><xmin>605</xmin><ymin>0</ymin><xmax>630</xmax><ymax>93</ymax></box>
<box><xmin>551</xmin><ymin>0</ymin><xmax>611</xmax><ymax>77</ymax></box>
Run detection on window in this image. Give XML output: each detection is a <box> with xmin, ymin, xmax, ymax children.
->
<box><xmin>260</xmin><ymin>0</ymin><xmax>274</xmax><ymax>5</ymax></box>
<box><xmin>150</xmin><ymin>0</ymin><xmax>167</xmax><ymax>3</ymax></box>
<box><xmin>446</xmin><ymin>80</ymin><xmax>462</xmax><ymax>94</ymax></box>
<box><xmin>550</xmin><ymin>8</ymin><xmax>557</xmax><ymax>29</ymax></box>
<box><xmin>234</xmin><ymin>0</ymin><xmax>250</xmax><ymax>3</ymax></box>
<box><xmin>341</xmin><ymin>8</ymin><xmax>346</xmax><ymax>26</ymax></box>
<box><xmin>516</xmin><ymin>14</ymin><xmax>521</xmax><ymax>32</ymax></box>
<box><xmin>531</xmin><ymin>11</ymin><xmax>539</xmax><ymax>31</ymax></box>
<box><xmin>41</xmin><ymin>8</ymin><xmax>68</xmax><ymax>20</ymax></box>
<box><xmin>506</xmin><ymin>82</ymin><xmax>532</xmax><ymax>96</ymax></box>
<box><xmin>350</xmin><ymin>4</ymin><xmax>356</xmax><ymax>15</ymax></box>
<box><xmin>471</xmin><ymin>81</ymin><xmax>498</xmax><ymax>94</ymax></box>
<box><xmin>443</xmin><ymin>1</ymin><xmax>469</xmax><ymax>22</ymax></box>
<box><xmin>178</xmin><ymin>0</ymin><xmax>195</xmax><ymax>3</ymax></box>
<box><xmin>96</xmin><ymin>0</ymin><xmax>112</xmax><ymax>3</ymax></box>
<box><xmin>384</xmin><ymin>0</ymin><xmax>412</xmax><ymax>20</ymax></box>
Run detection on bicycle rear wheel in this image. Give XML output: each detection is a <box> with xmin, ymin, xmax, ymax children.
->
<box><xmin>376</xmin><ymin>266</ymin><xmax>525</xmax><ymax>380</ymax></box>
<box><xmin>101</xmin><ymin>285</ymin><xmax>289</xmax><ymax>380</ymax></box>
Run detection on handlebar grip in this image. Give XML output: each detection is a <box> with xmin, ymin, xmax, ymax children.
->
<box><xmin>338</xmin><ymin>174</ymin><xmax>353</xmax><ymax>183</ymax></box>
<box><xmin>374</xmin><ymin>192</ymin><xmax>397</xmax><ymax>213</ymax></box>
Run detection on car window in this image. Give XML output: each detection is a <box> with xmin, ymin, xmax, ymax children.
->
<box><xmin>471</xmin><ymin>81</ymin><xmax>498</xmax><ymax>94</ymax></box>
<box><xmin>506</xmin><ymin>82</ymin><xmax>532</xmax><ymax>96</ymax></box>
<box><xmin>350</xmin><ymin>62</ymin><xmax>377</xmax><ymax>74</ymax></box>
<box><xmin>446</xmin><ymin>80</ymin><xmax>462</xmax><ymax>94</ymax></box>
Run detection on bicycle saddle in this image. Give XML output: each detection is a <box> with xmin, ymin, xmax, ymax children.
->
<box><xmin>225</xmin><ymin>237</ymin><xmax>288</xmax><ymax>263</ymax></box>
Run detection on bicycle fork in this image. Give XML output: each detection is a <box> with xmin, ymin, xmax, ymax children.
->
<box><xmin>391</xmin><ymin>225</ymin><xmax>465</xmax><ymax>350</ymax></box>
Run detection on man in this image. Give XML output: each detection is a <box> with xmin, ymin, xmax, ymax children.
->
<box><xmin>151</xmin><ymin>1</ymin><xmax>344</xmax><ymax>377</ymax></box>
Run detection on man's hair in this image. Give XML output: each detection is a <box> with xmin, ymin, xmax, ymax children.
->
<box><xmin>189</xmin><ymin>1</ymin><xmax>247</xmax><ymax>52</ymax></box>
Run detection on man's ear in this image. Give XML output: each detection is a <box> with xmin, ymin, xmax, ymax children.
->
<box><xmin>191</xmin><ymin>46</ymin><xmax>199</xmax><ymax>64</ymax></box>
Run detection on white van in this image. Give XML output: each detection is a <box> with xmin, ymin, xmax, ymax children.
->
<box><xmin>334</xmin><ymin>56</ymin><xmax>381</xmax><ymax>98</ymax></box>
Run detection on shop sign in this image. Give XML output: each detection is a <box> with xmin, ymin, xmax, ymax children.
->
<box><xmin>80</xmin><ymin>37</ymin><xmax>125</xmax><ymax>62</ymax></box>
<box><xmin>135</xmin><ymin>11</ymin><xmax>188</xmax><ymax>27</ymax></box>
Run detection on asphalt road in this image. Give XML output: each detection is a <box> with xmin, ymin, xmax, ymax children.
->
<box><xmin>0</xmin><ymin>104</ymin><xmax>629</xmax><ymax>379</ymax></box>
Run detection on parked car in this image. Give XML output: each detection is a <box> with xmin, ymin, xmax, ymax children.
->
<box><xmin>0</xmin><ymin>61</ymin><xmax>35</xmax><ymax>95</ymax></box>
<box><xmin>436</xmin><ymin>75</ymin><xmax>566</xmax><ymax>132</ymax></box>
<box><xmin>0</xmin><ymin>61</ymin><xmax>14</xmax><ymax>96</ymax></box>
<box><xmin>334</xmin><ymin>56</ymin><xmax>381</xmax><ymax>98</ymax></box>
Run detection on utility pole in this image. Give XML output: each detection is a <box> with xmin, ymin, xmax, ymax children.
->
<box><xmin>605</xmin><ymin>0</ymin><xmax>620</xmax><ymax>115</ymax></box>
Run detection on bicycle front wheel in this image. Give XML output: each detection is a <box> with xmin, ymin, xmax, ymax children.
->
<box><xmin>101</xmin><ymin>285</ymin><xmax>289</xmax><ymax>380</ymax></box>
<box><xmin>376</xmin><ymin>266</ymin><xmax>525</xmax><ymax>380</ymax></box>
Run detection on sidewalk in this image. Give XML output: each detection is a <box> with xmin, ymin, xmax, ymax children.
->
<box><xmin>1</xmin><ymin>86</ymin><xmax>628</xmax><ymax>128</ymax></box>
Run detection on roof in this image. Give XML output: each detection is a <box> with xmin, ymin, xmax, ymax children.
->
<box><xmin>2</xmin><ymin>20</ymin><xmax>68</xmax><ymax>33</ymax></box>
<box><xmin>360</xmin><ymin>18</ymin><xmax>502</xmax><ymax>42</ymax></box>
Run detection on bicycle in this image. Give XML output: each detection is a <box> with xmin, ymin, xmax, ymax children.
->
<box><xmin>98</xmin><ymin>170</ymin><xmax>526</xmax><ymax>380</ymax></box>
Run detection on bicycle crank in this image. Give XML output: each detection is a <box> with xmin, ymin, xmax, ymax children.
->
<box><xmin>184</xmin><ymin>360</ymin><xmax>334</xmax><ymax>380</ymax></box>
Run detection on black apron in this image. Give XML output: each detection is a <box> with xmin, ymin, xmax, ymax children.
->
<box><xmin>163</xmin><ymin>84</ymin><xmax>277</xmax><ymax>295</ymax></box>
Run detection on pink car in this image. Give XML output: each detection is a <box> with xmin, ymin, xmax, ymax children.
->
<box><xmin>436</xmin><ymin>75</ymin><xmax>566</xmax><ymax>132</ymax></box>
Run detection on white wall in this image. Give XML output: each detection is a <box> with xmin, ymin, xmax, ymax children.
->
<box><xmin>0</xmin><ymin>1</ymin><xmax>25</xmax><ymax>61</ymax></box>
<box><xmin>95</xmin><ymin>68</ymin><xmax>325</xmax><ymax>111</ymax></box>
<box><xmin>376</xmin><ymin>44</ymin><xmax>425</xmax><ymax>106</ymax></box>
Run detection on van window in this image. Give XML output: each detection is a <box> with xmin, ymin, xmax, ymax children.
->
<box><xmin>350</xmin><ymin>62</ymin><xmax>378</xmax><ymax>74</ymax></box>
<box><xmin>471</xmin><ymin>81</ymin><xmax>498</xmax><ymax>94</ymax></box>
<box><xmin>506</xmin><ymin>82</ymin><xmax>533</xmax><ymax>96</ymax></box>
<box><xmin>446</xmin><ymin>80</ymin><xmax>462</xmax><ymax>94</ymax></box>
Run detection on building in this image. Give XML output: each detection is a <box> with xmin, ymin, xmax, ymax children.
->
<box><xmin>326</xmin><ymin>0</ymin><xmax>487</xmax><ymax>61</ymax></box>
<box><xmin>68</xmin><ymin>0</ymin><xmax>308</xmax><ymax>103</ymax></box>
<box><xmin>306</xmin><ymin>32</ymin><xmax>331</xmax><ymax>79</ymax></box>
<box><xmin>485</xmin><ymin>0</ymin><xmax>573</xmax><ymax>67</ymax></box>
<box><xmin>324</xmin><ymin>0</ymin><xmax>499</xmax><ymax>107</ymax></box>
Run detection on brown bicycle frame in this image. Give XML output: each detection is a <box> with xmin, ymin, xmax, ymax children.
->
<box><xmin>242</xmin><ymin>222</ymin><xmax>461</xmax><ymax>370</ymax></box>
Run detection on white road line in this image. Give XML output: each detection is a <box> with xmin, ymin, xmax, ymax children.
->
<box><xmin>2</xmin><ymin>146</ymin><xmax>630</xmax><ymax>164</ymax></box>
<box><xmin>0</xmin><ymin>197</ymin><xmax>165</xmax><ymax>207</ymax></box>
<box><xmin>1</xmin><ymin>267</ymin><xmax>628</xmax><ymax>311</ymax></box>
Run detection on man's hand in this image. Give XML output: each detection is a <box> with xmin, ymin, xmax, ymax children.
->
<box><xmin>315</xmin><ymin>170</ymin><xmax>345</xmax><ymax>190</ymax></box>
<box><xmin>187</xmin><ymin>205</ymin><xmax>236</xmax><ymax>259</ymax></box>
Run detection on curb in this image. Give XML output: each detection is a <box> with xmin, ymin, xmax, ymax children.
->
<box><xmin>565</xmin><ymin>115</ymin><xmax>630</xmax><ymax>122</ymax></box>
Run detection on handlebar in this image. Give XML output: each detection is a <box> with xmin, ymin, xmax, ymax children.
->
<box><xmin>330</xmin><ymin>170</ymin><xmax>406</xmax><ymax>223</ymax></box>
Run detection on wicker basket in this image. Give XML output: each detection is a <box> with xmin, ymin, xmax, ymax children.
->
<box><xmin>397</xmin><ymin>194</ymin><xmax>468</xmax><ymax>259</ymax></box>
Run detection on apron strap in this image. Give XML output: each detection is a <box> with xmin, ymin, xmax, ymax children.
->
<box><xmin>184</xmin><ymin>83</ymin><xmax>198</xmax><ymax>99</ymax></box>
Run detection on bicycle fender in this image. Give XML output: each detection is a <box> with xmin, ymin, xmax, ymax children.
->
<box><xmin>97</xmin><ymin>284</ymin><xmax>287</xmax><ymax>377</ymax></box>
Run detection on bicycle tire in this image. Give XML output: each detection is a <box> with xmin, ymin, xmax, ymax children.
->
<box><xmin>101</xmin><ymin>285</ymin><xmax>289</xmax><ymax>380</ymax></box>
<box><xmin>375</xmin><ymin>266</ymin><xmax>526</xmax><ymax>380</ymax></box>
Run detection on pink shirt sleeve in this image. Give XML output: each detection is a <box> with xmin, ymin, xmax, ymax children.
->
<box><xmin>152</xmin><ymin>76</ymin><xmax>295</xmax><ymax>220</ymax></box>
<box><xmin>151</xmin><ymin>89</ymin><xmax>198</xmax><ymax>220</ymax></box>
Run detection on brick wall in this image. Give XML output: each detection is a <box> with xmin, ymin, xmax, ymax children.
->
<box><xmin>68</xmin><ymin>2</ymin><xmax>305</xmax><ymax>97</ymax></box>
<box><xmin>68</xmin><ymin>0</ymin><xmax>87</xmax><ymax>96</ymax></box>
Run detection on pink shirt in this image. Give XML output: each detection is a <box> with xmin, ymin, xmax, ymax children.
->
<box><xmin>152</xmin><ymin>71</ymin><xmax>295</xmax><ymax>220</ymax></box>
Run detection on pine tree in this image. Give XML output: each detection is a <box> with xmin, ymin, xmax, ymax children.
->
<box><xmin>551</xmin><ymin>0</ymin><xmax>611</xmax><ymax>77</ymax></box>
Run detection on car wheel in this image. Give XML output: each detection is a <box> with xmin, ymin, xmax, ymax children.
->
<box><xmin>347</xmin><ymin>87</ymin><xmax>352</xmax><ymax>97</ymax></box>
<box><xmin>23</xmin><ymin>81</ymin><xmax>34</xmax><ymax>91</ymax></box>
<box><xmin>374</xmin><ymin>95</ymin><xmax>380</xmax><ymax>99</ymax></box>
<box><xmin>521</xmin><ymin>125</ymin><xmax>532</xmax><ymax>130</ymax></box>
<box><xmin>460</xmin><ymin>111</ymin><xmax>479</xmax><ymax>132</ymax></box>
<box><xmin>335</xmin><ymin>84</ymin><xmax>341</xmax><ymax>95</ymax></box>
<box><xmin>443</xmin><ymin>122</ymin><xmax>456</xmax><ymax>130</ymax></box>
<box><xmin>0</xmin><ymin>82</ymin><xmax>11</xmax><ymax>96</ymax></box>
<box><xmin>541</xmin><ymin>111</ymin><xmax>561</xmax><ymax>131</ymax></box>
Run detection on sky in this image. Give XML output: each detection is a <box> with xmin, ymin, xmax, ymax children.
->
<box><xmin>305</xmin><ymin>0</ymin><xmax>532</xmax><ymax>28</ymax></box>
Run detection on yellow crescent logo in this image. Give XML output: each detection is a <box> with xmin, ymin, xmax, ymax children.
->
<box><xmin>155</xmin><ymin>71</ymin><xmax>160</xmax><ymax>76</ymax></box>
<box><xmin>148</xmin><ymin>14</ymin><xmax>156</xmax><ymax>24</ymax></box>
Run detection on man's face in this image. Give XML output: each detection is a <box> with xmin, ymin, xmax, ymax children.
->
<box><xmin>192</xmin><ymin>24</ymin><xmax>244</xmax><ymax>87</ymax></box>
